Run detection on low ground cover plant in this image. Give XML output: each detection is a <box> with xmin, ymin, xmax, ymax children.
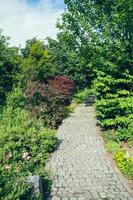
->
<box><xmin>114</xmin><ymin>150</ymin><xmax>133</xmax><ymax>179</ymax></box>
<box><xmin>0</xmin><ymin>101</ymin><xmax>57</xmax><ymax>199</ymax></box>
<box><xmin>102</xmin><ymin>123</ymin><xmax>133</xmax><ymax>179</ymax></box>
<box><xmin>0</xmin><ymin>74</ymin><xmax>74</xmax><ymax>199</ymax></box>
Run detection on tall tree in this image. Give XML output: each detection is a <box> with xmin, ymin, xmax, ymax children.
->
<box><xmin>21</xmin><ymin>38</ymin><xmax>56</xmax><ymax>84</ymax></box>
<box><xmin>61</xmin><ymin>0</ymin><xmax>133</xmax><ymax>73</ymax></box>
<box><xmin>0</xmin><ymin>30</ymin><xmax>21</xmax><ymax>107</ymax></box>
<box><xmin>47</xmin><ymin>32</ymin><xmax>95</xmax><ymax>89</ymax></box>
<box><xmin>60</xmin><ymin>0</ymin><xmax>133</xmax><ymax>129</ymax></box>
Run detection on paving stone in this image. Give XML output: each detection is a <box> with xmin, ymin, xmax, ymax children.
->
<box><xmin>46</xmin><ymin>105</ymin><xmax>133</xmax><ymax>199</ymax></box>
<box><xmin>99</xmin><ymin>193</ymin><xmax>107</xmax><ymax>198</ymax></box>
<box><xmin>70</xmin><ymin>197</ymin><xmax>77</xmax><ymax>200</ymax></box>
<box><xmin>52</xmin><ymin>196</ymin><xmax>61</xmax><ymax>200</ymax></box>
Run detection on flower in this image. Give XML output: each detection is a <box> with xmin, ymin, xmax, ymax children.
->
<box><xmin>5</xmin><ymin>152</ymin><xmax>12</xmax><ymax>160</ymax></box>
<box><xmin>22</xmin><ymin>152</ymin><xmax>29</xmax><ymax>160</ymax></box>
<box><xmin>5</xmin><ymin>165</ymin><xmax>10</xmax><ymax>170</ymax></box>
<box><xmin>26</xmin><ymin>156</ymin><xmax>31</xmax><ymax>160</ymax></box>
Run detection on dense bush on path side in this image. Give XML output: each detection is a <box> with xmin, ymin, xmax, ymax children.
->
<box><xmin>0</xmin><ymin>102</ymin><xmax>57</xmax><ymax>199</ymax></box>
<box><xmin>25</xmin><ymin>76</ymin><xmax>75</xmax><ymax>128</ymax></box>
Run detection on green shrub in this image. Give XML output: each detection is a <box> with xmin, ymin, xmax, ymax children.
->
<box><xmin>105</xmin><ymin>141</ymin><xmax>120</xmax><ymax>153</ymax></box>
<box><xmin>102</xmin><ymin>131</ymin><xmax>121</xmax><ymax>153</ymax></box>
<box><xmin>102</xmin><ymin>130</ymin><xmax>133</xmax><ymax>179</ymax></box>
<box><xmin>6</xmin><ymin>87</ymin><xmax>26</xmax><ymax>109</ymax></box>
<box><xmin>21</xmin><ymin>39</ymin><xmax>56</xmax><ymax>84</ymax></box>
<box><xmin>73</xmin><ymin>87</ymin><xmax>94</xmax><ymax>103</ymax></box>
<box><xmin>102</xmin><ymin>122</ymin><xmax>133</xmax><ymax>145</ymax></box>
<box><xmin>98</xmin><ymin>115</ymin><xmax>133</xmax><ymax>129</ymax></box>
<box><xmin>0</xmin><ymin>105</ymin><xmax>57</xmax><ymax>199</ymax></box>
<box><xmin>94</xmin><ymin>72</ymin><xmax>133</xmax><ymax>129</ymax></box>
<box><xmin>114</xmin><ymin>150</ymin><xmax>133</xmax><ymax>179</ymax></box>
<box><xmin>114</xmin><ymin>123</ymin><xmax>133</xmax><ymax>143</ymax></box>
<box><xmin>102</xmin><ymin>131</ymin><xmax>115</xmax><ymax>143</ymax></box>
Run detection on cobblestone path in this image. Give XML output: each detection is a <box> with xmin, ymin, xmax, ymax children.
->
<box><xmin>47</xmin><ymin>105</ymin><xmax>133</xmax><ymax>200</ymax></box>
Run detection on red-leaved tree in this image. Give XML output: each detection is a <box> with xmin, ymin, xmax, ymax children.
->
<box><xmin>25</xmin><ymin>76</ymin><xmax>75</xmax><ymax>128</ymax></box>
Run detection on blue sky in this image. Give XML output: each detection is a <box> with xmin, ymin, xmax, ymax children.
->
<box><xmin>27</xmin><ymin>0</ymin><xmax>40</xmax><ymax>4</ymax></box>
<box><xmin>27</xmin><ymin>0</ymin><xmax>39</xmax><ymax>4</ymax></box>
<box><xmin>27</xmin><ymin>0</ymin><xmax>65</xmax><ymax>8</ymax></box>
<box><xmin>0</xmin><ymin>0</ymin><xmax>65</xmax><ymax>47</ymax></box>
<box><xmin>26</xmin><ymin>0</ymin><xmax>65</xmax><ymax>10</ymax></box>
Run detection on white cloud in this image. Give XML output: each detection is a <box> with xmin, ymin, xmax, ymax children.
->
<box><xmin>0</xmin><ymin>0</ymin><xmax>64</xmax><ymax>47</ymax></box>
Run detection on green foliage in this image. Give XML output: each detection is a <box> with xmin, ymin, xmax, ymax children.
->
<box><xmin>105</xmin><ymin>141</ymin><xmax>120</xmax><ymax>153</ymax></box>
<box><xmin>21</xmin><ymin>38</ymin><xmax>56</xmax><ymax>85</ymax></box>
<box><xmin>102</xmin><ymin>131</ymin><xmax>121</xmax><ymax>153</ymax></box>
<box><xmin>0</xmin><ymin>0</ymin><xmax>133</xmax><ymax>196</ymax></box>
<box><xmin>94</xmin><ymin>71</ymin><xmax>133</xmax><ymax>129</ymax></box>
<box><xmin>114</xmin><ymin>123</ymin><xmax>133</xmax><ymax>143</ymax></box>
<box><xmin>63</xmin><ymin>0</ymin><xmax>133</xmax><ymax>66</ymax></box>
<box><xmin>114</xmin><ymin>150</ymin><xmax>133</xmax><ymax>179</ymax></box>
<box><xmin>73</xmin><ymin>88</ymin><xmax>94</xmax><ymax>103</ymax></box>
<box><xmin>7</xmin><ymin>87</ymin><xmax>26</xmax><ymax>109</ymax></box>
<box><xmin>102</xmin><ymin>121</ymin><xmax>133</xmax><ymax>145</ymax></box>
<box><xmin>61</xmin><ymin>0</ymin><xmax>133</xmax><ymax>130</ymax></box>
<box><xmin>102</xmin><ymin>131</ymin><xmax>115</xmax><ymax>143</ymax></box>
<box><xmin>102</xmin><ymin>123</ymin><xmax>133</xmax><ymax>179</ymax></box>
<box><xmin>0</xmin><ymin>30</ymin><xmax>22</xmax><ymax>108</ymax></box>
<box><xmin>0</xmin><ymin>104</ymin><xmax>57</xmax><ymax>199</ymax></box>
<box><xmin>47</xmin><ymin>35</ymin><xmax>95</xmax><ymax>90</ymax></box>
<box><xmin>20</xmin><ymin>38</ymin><xmax>75</xmax><ymax>129</ymax></box>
